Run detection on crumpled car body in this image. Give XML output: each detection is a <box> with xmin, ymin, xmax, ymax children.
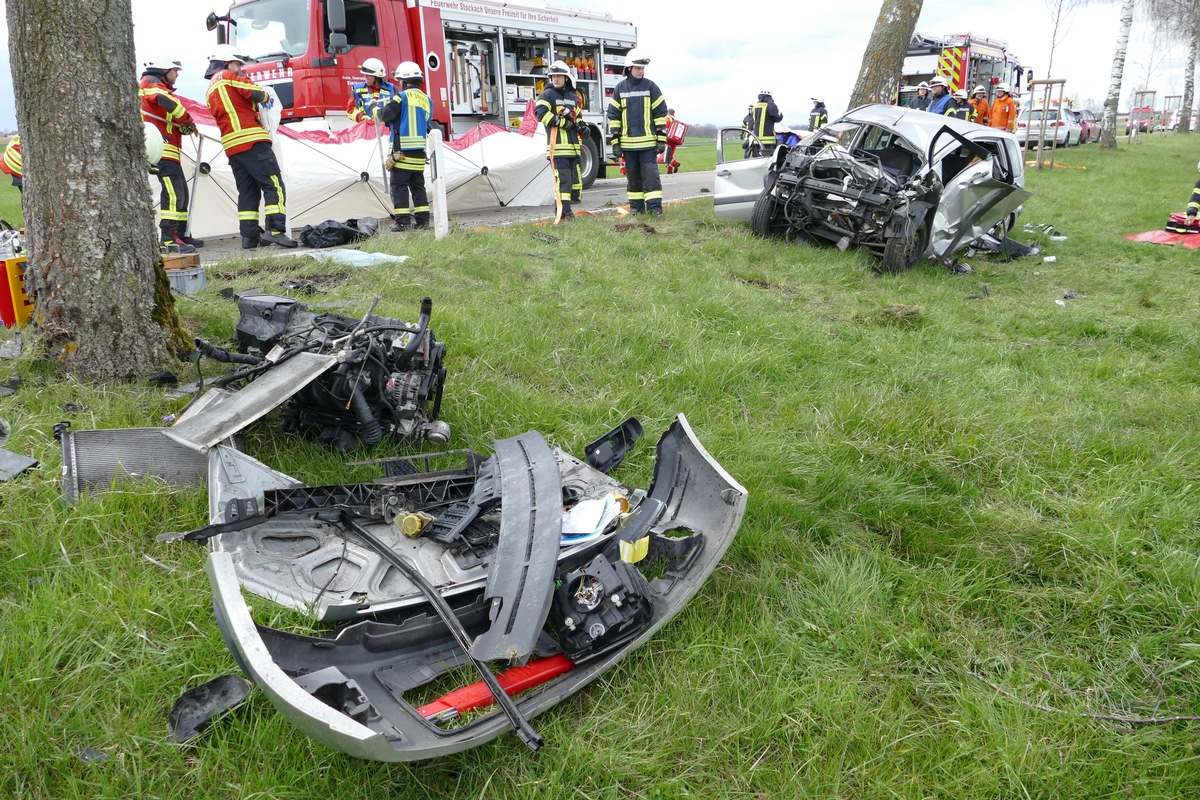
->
<box><xmin>203</xmin><ymin>414</ymin><xmax>747</xmax><ymax>761</ymax></box>
<box><xmin>714</xmin><ymin>104</ymin><xmax>1030</xmax><ymax>271</ymax></box>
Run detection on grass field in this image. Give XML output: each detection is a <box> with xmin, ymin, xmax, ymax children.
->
<box><xmin>4</xmin><ymin>133</ymin><xmax>1200</xmax><ymax>798</ymax></box>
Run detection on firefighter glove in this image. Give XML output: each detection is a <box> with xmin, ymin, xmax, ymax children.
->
<box><xmin>656</xmin><ymin>141</ymin><xmax>666</xmax><ymax>155</ymax></box>
<box><xmin>179</xmin><ymin>122</ymin><xmax>197</xmax><ymax>136</ymax></box>
<box><xmin>576</xmin><ymin>121</ymin><xmax>589</xmax><ymax>137</ymax></box>
<box><xmin>611</xmin><ymin>142</ymin><xmax>622</xmax><ymax>159</ymax></box>
<box><xmin>260</xmin><ymin>96</ymin><xmax>275</xmax><ymax>110</ymax></box>
<box><xmin>385</xmin><ymin>152</ymin><xmax>396</xmax><ymax>170</ymax></box>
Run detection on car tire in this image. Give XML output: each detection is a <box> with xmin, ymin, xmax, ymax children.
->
<box><xmin>750</xmin><ymin>172</ymin><xmax>783</xmax><ymax>239</ymax></box>
<box><xmin>1062</xmin><ymin>133</ymin><xmax>1071</xmax><ymax>147</ymax></box>
<box><xmin>879</xmin><ymin>216</ymin><xmax>930</xmax><ymax>273</ymax></box>
<box><xmin>579</xmin><ymin>135</ymin><xmax>601</xmax><ymax>189</ymax></box>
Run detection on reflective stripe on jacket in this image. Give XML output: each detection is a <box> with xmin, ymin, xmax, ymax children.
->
<box><xmin>1</xmin><ymin>135</ymin><xmax>21</xmax><ymax>178</ymax></box>
<box><xmin>989</xmin><ymin>96</ymin><xmax>1018</xmax><ymax>132</ymax></box>
<box><xmin>140</xmin><ymin>74</ymin><xmax>193</xmax><ymax>161</ymax></box>
<box><xmin>378</xmin><ymin>87</ymin><xmax>431</xmax><ymax>152</ymax></box>
<box><xmin>606</xmin><ymin>76</ymin><xmax>667</xmax><ymax>151</ymax></box>
<box><xmin>535</xmin><ymin>85</ymin><xmax>583</xmax><ymax>157</ymax></box>
<box><xmin>347</xmin><ymin>80</ymin><xmax>398</xmax><ymax>122</ymax></box>
<box><xmin>205</xmin><ymin>69</ymin><xmax>271</xmax><ymax>156</ymax></box>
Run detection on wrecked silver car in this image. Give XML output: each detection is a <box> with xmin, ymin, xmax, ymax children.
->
<box><xmin>181</xmin><ymin>414</ymin><xmax>745</xmax><ymax>761</ymax></box>
<box><xmin>714</xmin><ymin>104</ymin><xmax>1030</xmax><ymax>272</ymax></box>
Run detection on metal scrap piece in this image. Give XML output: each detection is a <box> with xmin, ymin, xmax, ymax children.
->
<box><xmin>163</xmin><ymin>351</ymin><xmax>338</xmax><ymax>452</ymax></box>
<box><xmin>0</xmin><ymin>446</ymin><xmax>37</xmax><ymax>481</ymax></box>
<box><xmin>60</xmin><ymin>427</ymin><xmax>208</xmax><ymax>502</ymax></box>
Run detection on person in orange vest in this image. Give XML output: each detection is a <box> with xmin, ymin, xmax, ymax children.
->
<box><xmin>204</xmin><ymin>45</ymin><xmax>297</xmax><ymax>249</ymax></box>
<box><xmin>1</xmin><ymin>135</ymin><xmax>21</xmax><ymax>193</ymax></box>
<box><xmin>989</xmin><ymin>83</ymin><xmax>1019</xmax><ymax>132</ymax></box>
<box><xmin>968</xmin><ymin>86</ymin><xmax>990</xmax><ymax>126</ymax></box>
<box><xmin>140</xmin><ymin>56</ymin><xmax>203</xmax><ymax>252</ymax></box>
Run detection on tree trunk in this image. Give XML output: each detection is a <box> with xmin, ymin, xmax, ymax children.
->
<box><xmin>6</xmin><ymin>0</ymin><xmax>189</xmax><ymax>381</ymax></box>
<box><xmin>848</xmin><ymin>0</ymin><xmax>925</xmax><ymax>109</ymax></box>
<box><xmin>1182</xmin><ymin>22</ymin><xmax>1198</xmax><ymax>133</ymax></box>
<box><xmin>1100</xmin><ymin>0</ymin><xmax>1136</xmax><ymax>149</ymax></box>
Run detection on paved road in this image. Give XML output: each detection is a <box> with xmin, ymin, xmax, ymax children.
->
<box><xmin>195</xmin><ymin>169</ymin><xmax>715</xmax><ymax>260</ymax></box>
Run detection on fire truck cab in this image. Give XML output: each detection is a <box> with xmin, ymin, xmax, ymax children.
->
<box><xmin>898</xmin><ymin>32</ymin><xmax>1027</xmax><ymax>109</ymax></box>
<box><xmin>206</xmin><ymin>0</ymin><xmax>638</xmax><ymax>186</ymax></box>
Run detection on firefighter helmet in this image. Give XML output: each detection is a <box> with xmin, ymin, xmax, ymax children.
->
<box><xmin>918</xmin><ymin>81</ymin><xmax>930</xmax><ymax>90</ymax></box>
<box><xmin>953</xmin><ymin>89</ymin><xmax>968</xmax><ymax>100</ymax></box>
<box><xmin>623</xmin><ymin>48</ymin><xmax>650</xmax><ymax>72</ymax></box>
<box><xmin>394</xmin><ymin>61</ymin><xmax>423</xmax><ymax>81</ymax></box>
<box><xmin>997</xmin><ymin>82</ymin><xmax>1011</xmax><ymax>94</ymax></box>
<box><xmin>208</xmin><ymin>44</ymin><xmax>251</xmax><ymax>66</ymax></box>
<box><xmin>360</xmin><ymin>58</ymin><xmax>387</xmax><ymax>78</ymax></box>
<box><xmin>548</xmin><ymin>60</ymin><xmax>573</xmax><ymax>78</ymax></box>
<box><xmin>930</xmin><ymin>76</ymin><xmax>949</xmax><ymax>88</ymax></box>
<box><xmin>143</xmin><ymin>57</ymin><xmax>183</xmax><ymax>72</ymax></box>
<box><xmin>973</xmin><ymin>85</ymin><xmax>987</xmax><ymax>95</ymax></box>
<box><xmin>759</xmin><ymin>89</ymin><xmax>772</xmax><ymax>96</ymax></box>
<box><xmin>812</xmin><ymin>97</ymin><xmax>824</xmax><ymax>104</ymax></box>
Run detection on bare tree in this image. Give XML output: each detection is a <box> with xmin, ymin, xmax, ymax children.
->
<box><xmin>1101</xmin><ymin>0</ymin><xmax>1137</xmax><ymax>148</ymax></box>
<box><xmin>1044</xmin><ymin>0</ymin><xmax>1083</xmax><ymax>76</ymax></box>
<box><xmin>6</xmin><ymin>0</ymin><xmax>189</xmax><ymax>380</ymax></box>
<box><xmin>848</xmin><ymin>0</ymin><xmax>925</xmax><ymax>109</ymax></box>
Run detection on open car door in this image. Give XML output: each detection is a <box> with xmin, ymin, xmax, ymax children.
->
<box><xmin>713</xmin><ymin>127</ymin><xmax>772</xmax><ymax>222</ymax></box>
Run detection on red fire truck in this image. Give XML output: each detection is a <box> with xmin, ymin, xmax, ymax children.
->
<box><xmin>898</xmin><ymin>32</ymin><xmax>1027</xmax><ymax>109</ymax></box>
<box><xmin>205</xmin><ymin>0</ymin><xmax>637</xmax><ymax>186</ymax></box>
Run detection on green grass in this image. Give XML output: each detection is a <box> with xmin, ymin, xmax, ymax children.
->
<box><xmin>5</xmin><ymin>134</ymin><xmax>1200</xmax><ymax>798</ymax></box>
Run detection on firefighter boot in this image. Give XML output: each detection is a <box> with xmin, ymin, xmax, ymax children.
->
<box><xmin>161</xmin><ymin>221</ymin><xmax>195</xmax><ymax>254</ymax></box>
<box><xmin>413</xmin><ymin>212</ymin><xmax>431</xmax><ymax>230</ymax></box>
<box><xmin>556</xmin><ymin>202</ymin><xmax>573</xmax><ymax>223</ymax></box>
<box><xmin>175</xmin><ymin>222</ymin><xmax>204</xmax><ymax>248</ymax></box>
<box><xmin>262</xmin><ymin>228</ymin><xmax>299</xmax><ymax>248</ymax></box>
<box><xmin>241</xmin><ymin>225</ymin><xmax>271</xmax><ymax>249</ymax></box>
<box><xmin>390</xmin><ymin>215</ymin><xmax>413</xmax><ymax>233</ymax></box>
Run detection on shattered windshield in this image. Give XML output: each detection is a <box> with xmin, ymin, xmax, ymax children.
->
<box><xmin>230</xmin><ymin>0</ymin><xmax>311</xmax><ymax>59</ymax></box>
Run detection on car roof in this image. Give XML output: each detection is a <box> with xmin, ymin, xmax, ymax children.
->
<box><xmin>841</xmin><ymin>103</ymin><xmax>1018</xmax><ymax>154</ymax></box>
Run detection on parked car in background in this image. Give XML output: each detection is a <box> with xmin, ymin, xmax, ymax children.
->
<box><xmin>1015</xmin><ymin>107</ymin><xmax>1082</xmax><ymax>148</ymax></box>
<box><xmin>713</xmin><ymin>104</ymin><xmax>1029</xmax><ymax>272</ymax></box>
<box><xmin>1126</xmin><ymin>106</ymin><xmax>1154</xmax><ymax>135</ymax></box>
<box><xmin>1071</xmin><ymin>109</ymin><xmax>1101</xmax><ymax>143</ymax></box>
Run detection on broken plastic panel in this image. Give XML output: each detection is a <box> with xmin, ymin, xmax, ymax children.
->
<box><xmin>205</xmin><ymin>414</ymin><xmax>747</xmax><ymax>761</ymax></box>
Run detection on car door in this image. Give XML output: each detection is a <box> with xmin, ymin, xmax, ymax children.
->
<box><xmin>928</xmin><ymin>129</ymin><xmax>1032</xmax><ymax>259</ymax></box>
<box><xmin>713</xmin><ymin>126</ymin><xmax>770</xmax><ymax>222</ymax></box>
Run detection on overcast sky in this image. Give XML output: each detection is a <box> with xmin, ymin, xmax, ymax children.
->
<box><xmin>0</xmin><ymin>0</ymin><xmax>1188</xmax><ymax>131</ymax></box>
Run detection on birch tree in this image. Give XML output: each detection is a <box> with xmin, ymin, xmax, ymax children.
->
<box><xmin>6</xmin><ymin>0</ymin><xmax>189</xmax><ymax>380</ymax></box>
<box><xmin>1101</xmin><ymin>0</ymin><xmax>1137</xmax><ymax>148</ymax></box>
<box><xmin>848</xmin><ymin>0</ymin><xmax>925</xmax><ymax>109</ymax></box>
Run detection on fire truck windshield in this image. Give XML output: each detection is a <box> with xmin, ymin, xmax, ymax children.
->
<box><xmin>229</xmin><ymin>0</ymin><xmax>311</xmax><ymax>59</ymax></box>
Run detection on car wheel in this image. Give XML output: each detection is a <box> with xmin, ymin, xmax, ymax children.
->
<box><xmin>879</xmin><ymin>216</ymin><xmax>930</xmax><ymax>273</ymax></box>
<box><xmin>579</xmin><ymin>135</ymin><xmax>601</xmax><ymax>189</ymax></box>
<box><xmin>750</xmin><ymin>172</ymin><xmax>784</xmax><ymax>239</ymax></box>
<box><xmin>1062</xmin><ymin>133</ymin><xmax>1071</xmax><ymax>147</ymax></box>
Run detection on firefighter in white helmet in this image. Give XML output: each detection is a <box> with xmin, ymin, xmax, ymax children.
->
<box><xmin>927</xmin><ymin>76</ymin><xmax>954</xmax><ymax>115</ymax></box>
<box><xmin>367</xmin><ymin>61</ymin><xmax>432</xmax><ymax>231</ymax></box>
<box><xmin>749</xmin><ymin>90</ymin><xmax>782</xmax><ymax>156</ymax></box>
<box><xmin>140</xmin><ymin>56</ymin><xmax>202</xmax><ymax>252</ymax></box>
<box><xmin>348</xmin><ymin>57</ymin><xmax>398</xmax><ymax>124</ymax></box>
<box><xmin>809</xmin><ymin>97</ymin><xmax>828</xmax><ymax>131</ymax></box>
<box><xmin>606</xmin><ymin>48</ymin><xmax>669</xmax><ymax>215</ymax></box>
<box><xmin>204</xmin><ymin>45</ymin><xmax>298</xmax><ymax>249</ymax></box>
<box><xmin>969</xmin><ymin>85</ymin><xmax>990</xmax><ymax>126</ymax></box>
<box><xmin>535</xmin><ymin>59</ymin><xmax>587</xmax><ymax>223</ymax></box>
<box><xmin>989</xmin><ymin>82</ymin><xmax>1018</xmax><ymax>132</ymax></box>
<box><xmin>912</xmin><ymin>81</ymin><xmax>931</xmax><ymax>111</ymax></box>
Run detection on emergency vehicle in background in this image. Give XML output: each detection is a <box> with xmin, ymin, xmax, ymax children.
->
<box><xmin>897</xmin><ymin>32</ymin><xmax>1027</xmax><ymax>108</ymax></box>
<box><xmin>205</xmin><ymin>0</ymin><xmax>638</xmax><ymax>187</ymax></box>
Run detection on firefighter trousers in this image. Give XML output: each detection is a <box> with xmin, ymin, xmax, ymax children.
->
<box><xmin>229</xmin><ymin>141</ymin><xmax>287</xmax><ymax>237</ymax></box>
<box><xmin>390</xmin><ymin>150</ymin><xmax>429</xmax><ymax>227</ymax></box>
<box><xmin>623</xmin><ymin>148</ymin><xmax>662</xmax><ymax>213</ymax></box>
<box><xmin>552</xmin><ymin>156</ymin><xmax>582</xmax><ymax>203</ymax></box>
<box><xmin>155</xmin><ymin>158</ymin><xmax>190</xmax><ymax>223</ymax></box>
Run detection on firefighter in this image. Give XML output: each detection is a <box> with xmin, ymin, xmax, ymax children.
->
<box><xmin>369</xmin><ymin>61</ymin><xmax>432</xmax><ymax>232</ymax></box>
<box><xmin>809</xmin><ymin>97</ymin><xmax>829</xmax><ymax>131</ymax></box>
<box><xmin>741</xmin><ymin>104</ymin><xmax>755</xmax><ymax>157</ymax></box>
<box><xmin>969</xmin><ymin>86</ymin><xmax>991</xmax><ymax>126</ymax></box>
<box><xmin>750</xmin><ymin>90</ymin><xmax>782</xmax><ymax>157</ymax></box>
<box><xmin>534</xmin><ymin>60</ymin><xmax>586</xmax><ymax>223</ymax></box>
<box><xmin>989</xmin><ymin>83</ymin><xmax>1019</xmax><ymax>132</ymax></box>
<box><xmin>204</xmin><ymin>45</ymin><xmax>297</xmax><ymax>249</ymax></box>
<box><xmin>140</xmin><ymin>56</ymin><xmax>202</xmax><ymax>253</ymax></box>
<box><xmin>607</xmin><ymin>49</ymin><xmax>669</xmax><ymax>215</ymax></box>
<box><xmin>912</xmin><ymin>81</ymin><xmax>931</xmax><ymax>111</ymax></box>
<box><xmin>927</xmin><ymin>76</ymin><xmax>954</xmax><ymax>115</ymax></box>
<box><xmin>948</xmin><ymin>89</ymin><xmax>972</xmax><ymax>121</ymax></box>
<box><xmin>1</xmin><ymin>134</ymin><xmax>21</xmax><ymax>193</ymax></box>
<box><xmin>1185</xmin><ymin>160</ymin><xmax>1200</xmax><ymax>225</ymax></box>
<box><xmin>347</xmin><ymin>57</ymin><xmax>398</xmax><ymax>123</ymax></box>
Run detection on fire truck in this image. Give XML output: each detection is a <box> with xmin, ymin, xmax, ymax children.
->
<box><xmin>898</xmin><ymin>32</ymin><xmax>1027</xmax><ymax>108</ymax></box>
<box><xmin>204</xmin><ymin>0</ymin><xmax>638</xmax><ymax>186</ymax></box>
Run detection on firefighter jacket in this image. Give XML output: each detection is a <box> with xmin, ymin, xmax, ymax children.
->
<box><xmin>912</xmin><ymin>92</ymin><xmax>931</xmax><ymax>111</ymax></box>
<box><xmin>989</xmin><ymin>95</ymin><xmax>1018</xmax><ymax>132</ymax></box>
<box><xmin>809</xmin><ymin>103</ymin><xmax>828</xmax><ymax>131</ymax></box>
<box><xmin>535</xmin><ymin>84</ymin><xmax>583</xmax><ymax>158</ymax></box>
<box><xmin>944</xmin><ymin>100</ymin><xmax>972</xmax><ymax>121</ymax></box>
<box><xmin>752</xmin><ymin>95</ymin><xmax>782</xmax><ymax>140</ymax></box>
<box><xmin>968</xmin><ymin>96</ymin><xmax>990</xmax><ymax>125</ymax></box>
<box><xmin>375</xmin><ymin>87</ymin><xmax>431</xmax><ymax>153</ymax></box>
<box><xmin>606</xmin><ymin>75</ymin><xmax>668</xmax><ymax>151</ymax></box>
<box><xmin>347</xmin><ymin>79</ymin><xmax>398</xmax><ymax>123</ymax></box>
<box><xmin>1188</xmin><ymin>178</ymin><xmax>1200</xmax><ymax>217</ymax></box>
<box><xmin>1</xmin><ymin>135</ymin><xmax>21</xmax><ymax>178</ymax></box>
<box><xmin>928</xmin><ymin>92</ymin><xmax>954</xmax><ymax>115</ymax></box>
<box><xmin>205</xmin><ymin>68</ymin><xmax>272</xmax><ymax>156</ymax></box>
<box><xmin>140</xmin><ymin>73</ymin><xmax>194</xmax><ymax>162</ymax></box>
